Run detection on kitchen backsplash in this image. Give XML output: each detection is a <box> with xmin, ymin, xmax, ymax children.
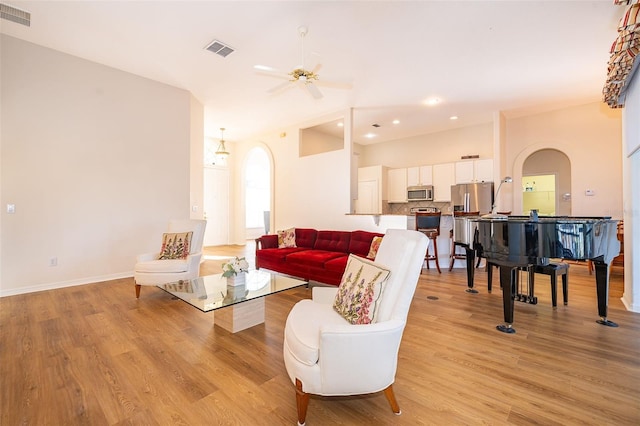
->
<box><xmin>388</xmin><ymin>201</ymin><xmax>452</xmax><ymax>215</ymax></box>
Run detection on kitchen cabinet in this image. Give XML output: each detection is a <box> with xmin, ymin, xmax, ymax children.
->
<box><xmin>387</xmin><ymin>168</ymin><xmax>407</xmax><ymax>203</ymax></box>
<box><xmin>455</xmin><ymin>159</ymin><xmax>494</xmax><ymax>183</ymax></box>
<box><xmin>407</xmin><ymin>165</ymin><xmax>433</xmax><ymax>186</ymax></box>
<box><xmin>455</xmin><ymin>161</ymin><xmax>474</xmax><ymax>184</ymax></box>
<box><xmin>432</xmin><ymin>162</ymin><xmax>455</xmax><ymax>202</ymax></box>
<box><xmin>474</xmin><ymin>159</ymin><xmax>494</xmax><ymax>182</ymax></box>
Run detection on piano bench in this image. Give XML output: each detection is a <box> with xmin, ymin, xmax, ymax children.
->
<box><xmin>530</xmin><ymin>263</ymin><xmax>569</xmax><ymax>308</ymax></box>
<box><xmin>486</xmin><ymin>262</ymin><xmax>569</xmax><ymax>308</ymax></box>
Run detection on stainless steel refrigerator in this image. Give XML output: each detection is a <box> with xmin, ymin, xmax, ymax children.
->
<box><xmin>451</xmin><ymin>182</ymin><xmax>494</xmax><ymax>214</ymax></box>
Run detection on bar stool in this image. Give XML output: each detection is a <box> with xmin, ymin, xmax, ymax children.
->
<box><xmin>416</xmin><ymin>211</ymin><xmax>441</xmax><ymax>273</ymax></box>
<box><xmin>449</xmin><ymin>211</ymin><xmax>479</xmax><ymax>271</ymax></box>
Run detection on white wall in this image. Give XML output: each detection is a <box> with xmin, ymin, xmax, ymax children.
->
<box><xmin>505</xmin><ymin>102</ymin><xmax>623</xmax><ymax>218</ymax></box>
<box><xmin>359</xmin><ymin>123</ymin><xmax>493</xmax><ymax>168</ymax></box>
<box><xmin>622</xmin><ymin>66</ymin><xmax>640</xmax><ymax>313</ymax></box>
<box><xmin>0</xmin><ymin>35</ymin><xmax>202</xmax><ymax>296</ymax></box>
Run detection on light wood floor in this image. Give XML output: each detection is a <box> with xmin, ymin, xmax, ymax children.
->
<box><xmin>1</xmin><ymin>243</ymin><xmax>638</xmax><ymax>425</ymax></box>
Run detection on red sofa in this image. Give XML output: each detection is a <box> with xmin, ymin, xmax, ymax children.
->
<box><xmin>255</xmin><ymin>228</ymin><xmax>384</xmax><ymax>286</ymax></box>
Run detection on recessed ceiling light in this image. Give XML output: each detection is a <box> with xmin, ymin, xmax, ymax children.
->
<box><xmin>364</xmin><ymin>133</ymin><xmax>376</xmax><ymax>139</ymax></box>
<box><xmin>392</xmin><ymin>119</ymin><xmax>400</xmax><ymax>124</ymax></box>
<box><xmin>337</xmin><ymin>122</ymin><xmax>344</xmax><ymax>127</ymax></box>
<box><xmin>450</xmin><ymin>116</ymin><xmax>459</xmax><ymax>120</ymax></box>
<box><xmin>424</xmin><ymin>97</ymin><xmax>441</xmax><ymax>106</ymax></box>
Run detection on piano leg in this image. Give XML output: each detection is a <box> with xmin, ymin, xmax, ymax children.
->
<box><xmin>464</xmin><ymin>247</ymin><xmax>478</xmax><ymax>293</ymax></box>
<box><xmin>496</xmin><ymin>266</ymin><xmax>517</xmax><ymax>334</ymax></box>
<box><xmin>593</xmin><ymin>259</ymin><xmax>619</xmax><ymax>327</ymax></box>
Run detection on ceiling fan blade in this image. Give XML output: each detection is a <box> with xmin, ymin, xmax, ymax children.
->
<box><xmin>306</xmin><ymin>83</ymin><xmax>323</xmax><ymax>99</ymax></box>
<box><xmin>254</xmin><ymin>66</ymin><xmax>290</xmax><ymax>80</ymax></box>
<box><xmin>311</xmin><ymin>63</ymin><xmax>323</xmax><ymax>74</ymax></box>
<box><xmin>267</xmin><ymin>80</ymin><xmax>293</xmax><ymax>94</ymax></box>
<box><xmin>315</xmin><ymin>79</ymin><xmax>352</xmax><ymax>90</ymax></box>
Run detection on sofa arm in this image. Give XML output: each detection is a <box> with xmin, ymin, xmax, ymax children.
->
<box><xmin>312</xmin><ymin>287</ymin><xmax>338</xmax><ymax>304</ymax></box>
<box><xmin>256</xmin><ymin>234</ymin><xmax>279</xmax><ymax>250</ymax></box>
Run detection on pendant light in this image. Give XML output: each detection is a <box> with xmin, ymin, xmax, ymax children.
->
<box><xmin>215</xmin><ymin>127</ymin><xmax>230</xmax><ymax>159</ymax></box>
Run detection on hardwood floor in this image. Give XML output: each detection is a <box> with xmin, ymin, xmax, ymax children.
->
<box><xmin>1</xmin><ymin>244</ymin><xmax>638</xmax><ymax>425</ymax></box>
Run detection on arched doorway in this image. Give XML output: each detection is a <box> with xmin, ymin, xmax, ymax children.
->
<box><xmin>522</xmin><ymin>149</ymin><xmax>571</xmax><ymax>216</ymax></box>
<box><xmin>244</xmin><ymin>147</ymin><xmax>271</xmax><ymax>239</ymax></box>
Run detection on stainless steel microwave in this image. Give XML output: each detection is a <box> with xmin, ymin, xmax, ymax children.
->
<box><xmin>407</xmin><ymin>185</ymin><xmax>433</xmax><ymax>201</ymax></box>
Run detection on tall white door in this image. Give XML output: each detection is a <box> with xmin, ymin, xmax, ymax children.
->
<box><xmin>203</xmin><ymin>167</ymin><xmax>230</xmax><ymax>246</ymax></box>
<box><xmin>356</xmin><ymin>180</ymin><xmax>379</xmax><ymax>214</ymax></box>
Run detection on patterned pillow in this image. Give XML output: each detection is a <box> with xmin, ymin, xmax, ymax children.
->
<box><xmin>277</xmin><ymin>228</ymin><xmax>297</xmax><ymax>248</ymax></box>
<box><xmin>333</xmin><ymin>254</ymin><xmax>391</xmax><ymax>325</ymax></box>
<box><xmin>158</xmin><ymin>231</ymin><xmax>193</xmax><ymax>260</ymax></box>
<box><xmin>366</xmin><ymin>236</ymin><xmax>383</xmax><ymax>260</ymax></box>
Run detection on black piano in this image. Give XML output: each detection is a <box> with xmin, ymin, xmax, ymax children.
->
<box><xmin>462</xmin><ymin>216</ymin><xmax>620</xmax><ymax>333</ymax></box>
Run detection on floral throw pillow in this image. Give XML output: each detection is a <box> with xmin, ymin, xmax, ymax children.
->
<box><xmin>333</xmin><ymin>254</ymin><xmax>391</xmax><ymax>325</ymax></box>
<box><xmin>158</xmin><ymin>231</ymin><xmax>193</xmax><ymax>260</ymax></box>
<box><xmin>366</xmin><ymin>236</ymin><xmax>383</xmax><ymax>260</ymax></box>
<box><xmin>277</xmin><ymin>228</ymin><xmax>297</xmax><ymax>248</ymax></box>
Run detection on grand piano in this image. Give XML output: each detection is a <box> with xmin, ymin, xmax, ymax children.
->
<box><xmin>457</xmin><ymin>216</ymin><xmax>620</xmax><ymax>333</ymax></box>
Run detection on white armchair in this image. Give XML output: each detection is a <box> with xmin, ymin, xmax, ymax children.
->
<box><xmin>134</xmin><ymin>219</ymin><xmax>207</xmax><ymax>298</ymax></box>
<box><xmin>283</xmin><ymin>229</ymin><xmax>429</xmax><ymax>425</ymax></box>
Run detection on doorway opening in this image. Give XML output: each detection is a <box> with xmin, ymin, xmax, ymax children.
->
<box><xmin>245</xmin><ymin>147</ymin><xmax>271</xmax><ymax>240</ymax></box>
<box><xmin>522</xmin><ymin>174</ymin><xmax>556</xmax><ymax>215</ymax></box>
<box><xmin>521</xmin><ymin>149</ymin><xmax>571</xmax><ymax>216</ymax></box>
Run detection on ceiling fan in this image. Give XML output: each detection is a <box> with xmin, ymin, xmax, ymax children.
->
<box><xmin>255</xmin><ymin>26</ymin><xmax>351</xmax><ymax>100</ymax></box>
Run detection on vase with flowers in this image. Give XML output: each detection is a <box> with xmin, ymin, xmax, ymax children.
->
<box><xmin>221</xmin><ymin>256</ymin><xmax>250</xmax><ymax>286</ymax></box>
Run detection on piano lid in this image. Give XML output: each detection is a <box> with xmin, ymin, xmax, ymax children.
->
<box><xmin>473</xmin><ymin>216</ymin><xmax>620</xmax><ymax>266</ymax></box>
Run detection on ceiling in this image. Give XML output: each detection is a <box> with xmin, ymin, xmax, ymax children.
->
<box><xmin>0</xmin><ymin>1</ymin><xmax>621</xmax><ymax>145</ymax></box>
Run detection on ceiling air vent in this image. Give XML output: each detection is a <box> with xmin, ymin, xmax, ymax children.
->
<box><xmin>205</xmin><ymin>39</ymin><xmax>234</xmax><ymax>58</ymax></box>
<box><xmin>1</xmin><ymin>3</ymin><xmax>30</xmax><ymax>27</ymax></box>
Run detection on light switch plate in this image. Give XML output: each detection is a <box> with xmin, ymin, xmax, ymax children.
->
<box><xmin>7</xmin><ymin>204</ymin><xmax>15</xmax><ymax>214</ymax></box>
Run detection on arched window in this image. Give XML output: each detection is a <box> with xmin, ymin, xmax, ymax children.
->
<box><xmin>245</xmin><ymin>147</ymin><xmax>271</xmax><ymax>234</ymax></box>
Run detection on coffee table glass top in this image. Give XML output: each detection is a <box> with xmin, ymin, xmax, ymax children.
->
<box><xmin>157</xmin><ymin>270</ymin><xmax>307</xmax><ymax>312</ymax></box>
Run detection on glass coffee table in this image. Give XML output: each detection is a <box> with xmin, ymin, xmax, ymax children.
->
<box><xmin>158</xmin><ymin>270</ymin><xmax>307</xmax><ymax>333</ymax></box>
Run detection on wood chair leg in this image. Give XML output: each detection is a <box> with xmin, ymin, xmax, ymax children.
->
<box><xmin>295</xmin><ymin>378</ymin><xmax>309</xmax><ymax>426</ymax></box>
<box><xmin>432</xmin><ymin>237</ymin><xmax>441</xmax><ymax>273</ymax></box>
<box><xmin>135</xmin><ymin>284</ymin><xmax>141</xmax><ymax>298</ymax></box>
<box><xmin>383</xmin><ymin>385</ymin><xmax>401</xmax><ymax>415</ymax></box>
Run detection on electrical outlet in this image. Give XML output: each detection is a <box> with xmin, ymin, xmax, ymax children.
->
<box><xmin>49</xmin><ymin>257</ymin><xmax>58</xmax><ymax>267</ymax></box>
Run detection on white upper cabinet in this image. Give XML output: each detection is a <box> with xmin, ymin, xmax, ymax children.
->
<box><xmin>432</xmin><ymin>163</ymin><xmax>455</xmax><ymax>202</ymax></box>
<box><xmin>474</xmin><ymin>159</ymin><xmax>494</xmax><ymax>182</ymax></box>
<box><xmin>407</xmin><ymin>165</ymin><xmax>433</xmax><ymax>186</ymax></box>
<box><xmin>455</xmin><ymin>161</ymin><xmax>475</xmax><ymax>184</ymax></box>
<box><xmin>387</xmin><ymin>168</ymin><xmax>408</xmax><ymax>203</ymax></box>
<box><xmin>455</xmin><ymin>159</ymin><xmax>494</xmax><ymax>183</ymax></box>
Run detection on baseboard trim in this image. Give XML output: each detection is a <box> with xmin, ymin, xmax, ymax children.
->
<box><xmin>0</xmin><ymin>272</ymin><xmax>134</xmax><ymax>297</ymax></box>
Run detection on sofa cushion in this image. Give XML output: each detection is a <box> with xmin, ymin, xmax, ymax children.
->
<box><xmin>367</xmin><ymin>236</ymin><xmax>383</xmax><ymax>260</ymax></box>
<box><xmin>295</xmin><ymin>228</ymin><xmax>318</xmax><ymax>248</ymax></box>
<box><xmin>258</xmin><ymin>247</ymin><xmax>310</xmax><ymax>263</ymax></box>
<box><xmin>286</xmin><ymin>250</ymin><xmax>345</xmax><ymax>269</ymax></box>
<box><xmin>135</xmin><ymin>259</ymin><xmax>189</xmax><ymax>273</ymax></box>
<box><xmin>324</xmin><ymin>255</ymin><xmax>350</xmax><ymax>273</ymax></box>
<box><xmin>313</xmin><ymin>230</ymin><xmax>351</xmax><ymax>253</ymax></box>
<box><xmin>158</xmin><ymin>232</ymin><xmax>193</xmax><ymax>260</ymax></box>
<box><xmin>285</xmin><ymin>298</ymin><xmax>348</xmax><ymax>366</ymax></box>
<box><xmin>277</xmin><ymin>228</ymin><xmax>297</xmax><ymax>248</ymax></box>
<box><xmin>333</xmin><ymin>254</ymin><xmax>391</xmax><ymax>325</ymax></box>
<box><xmin>348</xmin><ymin>230</ymin><xmax>383</xmax><ymax>257</ymax></box>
